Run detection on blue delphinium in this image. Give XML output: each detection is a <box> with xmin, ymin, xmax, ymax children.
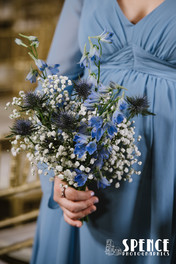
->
<box><xmin>97</xmin><ymin>176</ymin><xmax>110</xmax><ymax>188</ymax></box>
<box><xmin>86</xmin><ymin>142</ymin><xmax>97</xmax><ymax>155</ymax></box>
<box><xmin>104</xmin><ymin>121</ymin><xmax>117</xmax><ymax>137</ymax></box>
<box><xmin>112</xmin><ymin>110</ymin><xmax>124</xmax><ymax>124</ymax></box>
<box><xmin>35</xmin><ymin>59</ymin><xmax>48</xmax><ymax>71</ymax></box>
<box><xmin>79</xmin><ymin>44</ymin><xmax>90</xmax><ymax>68</ymax></box>
<box><xmin>97</xmin><ymin>29</ymin><xmax>114</xmax><ymax>43</ymax></box>
<box><xmin>46</xmin><ymin>64</ymin><xmax>60</xmax><ymax>75</ymax></box>
<box><xmin>89</xmin><ymin>116</ymin><xmax>105</xmax><ymax>141</ymax></box>
<box><xmin>74</xmin><ymin>134</ymin><xmax>97</xmax><ymax>158</ymax></box>
<box><xmin>26</xmin><ymin>69</ymin><xmax>38</xmax><ymax>83</ymax></box>
<box><xmin>74</xmin><ymin>169</ymin><xmax>88</xmax><ymax>187</ymax></box>
<box><xmin>89</xmin><ymin>44</ymin><xmax>101</xmax><ymax>63</ymax></box>
<box><xmin>118</xmin><ymin>98</ymin><xmax>128</xmax><ymax>111</ymax></box>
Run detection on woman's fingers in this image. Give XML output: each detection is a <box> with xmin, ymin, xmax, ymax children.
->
<box><xmin>62</xmin><ymin>211</ymin><xmax>83</xmax><ymax>228</ymax></box>
<box><xmin>62</xmin><ymin>204</ymin><xmax>97</xmax><ymax>222</ymax></box>
<box><xmin>53</xmin><ymin>177</ymin><xmax>99</xmax><ymax>226</ymax></box>
<box><xmin>65</xmin><ymin>187</ymin><xmax>95</xmax><ymax>201</ymax></box>
<box><xmin>54</xmin><ymin>177</ymin><xmax>95</xmax><ymax>201</ymax></box>
<box><xmin>58</xmin><ymin>195</ymin><xmax>99</xmax><ymax>213</ymax></box>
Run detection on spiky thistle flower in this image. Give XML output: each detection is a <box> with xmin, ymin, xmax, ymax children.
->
<box><xmin>73</xmin><ymin>79</ymin><xmax>92</xmax><ymax>100</ymax></box>
<box><xmin>126</xmin><ymin>95</ymin><xmax>155</xmax><ymax>118</ymax></box>
<box><xmin>51</xmin><ymin>111</ymin><xmax>77</xmax><ymax>131</ymax></box>
<box><xmin>23</xmin><ymin>91</ymin><xmax>46</xmax><ymax>110</ymax></box>
<box><xmin>11</xmin><ymin>119</ymin><xmax>35</xmax><ymax>136</ymax></box>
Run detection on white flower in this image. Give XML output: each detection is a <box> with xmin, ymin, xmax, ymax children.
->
<box><xmin>56</xmin><ymin>165</ymin><xmax>63</xmax><ymax>172</ymax></box>
<box><xmin>79</xmin><ymin>165</ymin><xmax>85</xmax><ymax>171</ymax></box>
<box><xmin>137</xmin><ymin>135</ymin><xmax>142</xmax><ymax>141</ymax></box>
<box><xmin>124</xmin><ymin>167</ymin><xmax>129</xmax><ymax>173</ymax></box>
<box><xmin>115</xmin><ymin>182</ymin><xmax>120</xmax><ymax>188</ymax></box>
<box><xmin>70</xmin><ymin>153</ymin><xmax>75</xmax><ymax>159</ymax></box>
<box><xmin>74</xmin><ymin>161</ymin><xmax>80</xmax><ymax>168</ymax></box>
<box><xmin>51</xmin><ymin>131</ymin><xmax>56</xmax><ymax>137</ymax></box>
<box><xmin>38</xmin><ymin>169</ymin><xmax>43</xmax><ymax>175</ymax></box>
<box><xmin>64</xmin><ymin>169</ymin><xmax>72</xmax><ymax>177</ymax></box>
<box><xmin>85</xmin><ymin>167</ymin><xmax>91</xmax><ymax>173</ymax></box>
<box><xmin>11</xmin><ymin>147</ymin><xmax>17</xmax><ymax>156</ymax></box>
<box><xmin>20</xmin><ymin>144</ymin><xmax>26</xmax><ymax>150</ymax></box>
<box><xmin>90</xmin><ymin>158</ymin><xmax>95</xmax><ymax>164</ymax></box>
<box><xmin>43</xmin><ymin>149</ymin><xmax>49</xmax><ymax>155</ymax></box>
<box><xmin>88</xmin><ymin>174</ymin><xmax>93</xmax><ymax>179</ymax></box>
<box><xmin>40</xmin><ymin>135</ymin><xmax>45</xmax><ymax>141</ymax></box>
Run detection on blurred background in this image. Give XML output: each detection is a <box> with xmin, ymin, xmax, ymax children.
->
<box><xmin>0</xmin><ymin>0</ymin><xmax>64</xmax><ymax>263</ymax></box>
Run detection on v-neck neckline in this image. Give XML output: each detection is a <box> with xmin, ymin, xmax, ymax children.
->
<box><xmin>114</xmin><ymin>0</ymin><xmax>168</xmax><ymax>27</ymax></box>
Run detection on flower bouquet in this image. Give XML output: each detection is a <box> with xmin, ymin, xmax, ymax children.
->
<box><xmin>6</xmin><ymin>31</ymin><xmax>154</xmax><ymax>202</ymax></box>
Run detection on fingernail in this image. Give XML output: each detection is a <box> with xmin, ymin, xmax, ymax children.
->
<box><xmin>91</xmin><ymin>208</ymin><xmax>96</xmax><ymax>213</ymax></box>
<box><xmin>94</xmin><ymin>198</ymin><xmax>99</xmax><ymax>204</ymax></box>
<box><xmin>91</xmin><ymin>191</ymin><xmax>95</xmax><ymax>196</ymax></box>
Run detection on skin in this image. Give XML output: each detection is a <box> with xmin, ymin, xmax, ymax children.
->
<box><xmin>54</xmin><ymin>177</ymin><xmax>99</xmax><ymax>227</ymax></box>
<box><xmin>54</xmin><ymin>0</ymin><xmax>165</xmax><ymax>228</ymax></box>
<box><xmin>117</xmin><ymin>0</ymin><xmax>165</xmax><ymax>24</ymax></box>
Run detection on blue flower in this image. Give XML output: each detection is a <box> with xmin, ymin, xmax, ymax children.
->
<box><xmin>35</xmin><ymin>59</ymin><xmax>48</xmax><ymax>71</ymax></box>
<box><xmin>26</xmin><ymin>69</ymin><xmax>38</xmax><ymax>83</ymax></box>
<box><xmin>84</xmin><ymin>91</ymin><xmax>101</xmax><ymax>109</ymax></box>
<box><xmin>74</xmin><ymin>170</ymin><xmax>88</xmax><ymax>187</ymax></box>
<box><xmin>79</xmin><ymin>44</ymin><xmax>90</xmax><ymax>68</ymax></box>
<box><xmin>99</xmin><ymin>147</ymin><xmax>111</xmax><ymax>160</ymax></box>
<box><xmin>98</xmin><ymin>83</ymin><xmax>109</xmax><ymax>94</ymax></box>
<box><xmin>86</xmin><ymin>141</ymin><xmax>97</xmax><ymax>155</ymax></box>
<box><xmin>87</xmin><ymin>74</ymin><xmax>97</xmax><ymax>86</ymax></box>
<box><xmin>87</xmin><ymin>91</ymin><xmax>100</xmax><ymax>103</ymax></box>
<box><xmin>89</xmin><ymin>116</ymin><xmax>104</xmax><ymax>141</ymax></box>
<box><xmin>104</xmin><ymin>121</ymin><xmax>117</xmax><ymax>137</ymax></box>
<box><xmin>80</xmin><ymin>55</ymin><xmax>90</xmax><ymax>68</ymax></box>
<box><xmin>98</xmin><ymin>29</ymin><xmax>114</xmax><ymax>43</ymax></box>
<box><xmin>73</xmin><ymin>134</ymin><xmax>89</xmax><ymax>144</ymax></box>
<box><xmin>89</xmin><ymin>116</ymin><xmax>103</xmax><ymax>128</ymax></box>
<box><xmin>74</xmin><ymin>143</ymin><xmax>87</xmax><ymax>158</ymax></box>
<box><xmin>47</xmin><ymin>64</ymin><xmax>60</xmax><ymax>75</ymax></box>
<box><xmin>118</xmin><ymin>98</ymin><xmax>128</xmax><ymax>111</ymax></box>
<box><xmin>74</xmin><ymin>134</ymin><xmax>89</xmax><ymax>158</ymax></box>
<box><xmin>94</xmin><ymin>156</ymin><xmax>104</xmax><ymax>169</ymax></box>
<box><xmin>91</xmin><ymin>126</ymin><xmax>104</xmax><ymax>141</ymax></box>
<box><xmin>97</xmin><ymin>176</ymin><xmax>110</xmax><ymax>189</ymax></box>
<box><xmin>74</xmin><ymin>134</ymin><xmax>97</xmax><ymax>157</ymax></box>
<box><xmin>112</xmin><ymin>110</ymin><xmax>124</xmax><ymax>124</ymax></box>
<box><xmin>89</xmin><ymin>44</ymin><xmax>101</xmax><ymax>62</ymax></box>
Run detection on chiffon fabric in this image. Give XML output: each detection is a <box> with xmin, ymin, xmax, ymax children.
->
<box><xmin>30</xmin><ymin>0</ymin><xmax>176</xmax><ymax>263</ymax></box>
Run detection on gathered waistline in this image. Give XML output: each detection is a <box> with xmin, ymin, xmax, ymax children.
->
<box><xmin>95</xmin><ymin>45</ymin><xmax>176</xmax><ymax>83</ymax></box>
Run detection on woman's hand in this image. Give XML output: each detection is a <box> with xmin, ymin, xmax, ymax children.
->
<box><xmin>53</xmin><ymin>177</ymin><xmax>99</xmax><ymax>228</ymax></box>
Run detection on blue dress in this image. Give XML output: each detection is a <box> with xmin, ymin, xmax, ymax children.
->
<box><xmin>30</xmin><ymin>0</ymin><xmax>176</xmax><ymax>263</ymax></box>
